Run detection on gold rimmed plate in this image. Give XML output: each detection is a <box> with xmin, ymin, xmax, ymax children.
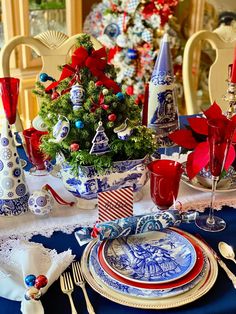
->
<box><xmin>81</xmin><ymin>229</ymin><xmax>218</xmax><ymax>309</ymax></box>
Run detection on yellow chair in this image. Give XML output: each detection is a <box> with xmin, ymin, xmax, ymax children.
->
<box><xmin>0</xmin><ymin>30</ymin><xmax>102</xmax><ymax>131</ymax></box>
<box><xmin>183</xmin><ymin>23</ymin><xmax>236</xmax><ymax>114</ymax></box>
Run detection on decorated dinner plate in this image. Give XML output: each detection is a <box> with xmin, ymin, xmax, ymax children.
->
<box><xmin>81</xmin><ymin>229</ymin><xmax>218</xmax><ymax>309</ymax></box>
<box><xmin>98</xmin><ymin>231</ymin><xmax>205</xmax><ymax>290</ymax></box>
<box><xmin>101</xmin><ymin>229</ymin><xmax>197</xmax><ymax>284</ymax></box>
<box><xmin>181</xmin><ymin>174</ymin><xmax>236</xmax><ymax>193</ymax></box>
<box><xmin>89</xmin><ymin>240</ymin><xmax>208</xmax><ymax>299</ymax></box>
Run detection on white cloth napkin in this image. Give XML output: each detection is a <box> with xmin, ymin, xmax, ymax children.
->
<box><xmin>0</xmin><ymin>239</ymin><xmax>75</xmax><ymax>314</ymax></box>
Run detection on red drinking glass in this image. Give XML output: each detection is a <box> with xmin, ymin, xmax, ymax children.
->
<box><xmin>23</xmin><ymin>128</ymin><xmax>48</xmax><ymax>176</ymax></box>
<box><xmin>147</xmin><ymin>159</ymin><xmax>183</xmax><ymax>210</ymax></box>
<box><xmin>0</xmin><ymin>77</ymin><xmax>20</xmax><ymax>125</ymax></box>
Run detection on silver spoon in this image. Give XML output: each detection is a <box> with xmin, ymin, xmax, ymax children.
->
<box><xmin>218</xmin><ymin>241</ymin><xmax>236</xmax><ymax>264</ymax></box>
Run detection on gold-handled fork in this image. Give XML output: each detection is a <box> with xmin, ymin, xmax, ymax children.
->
<box><xmin>72</xmin><ymin>261</ymin><xmax>95</xmax><ymax>314</ymax></box>
<box><xmin>60</xmin><ymin>272</ymin><xmax>78</xmax><ymax>314</ymax></box>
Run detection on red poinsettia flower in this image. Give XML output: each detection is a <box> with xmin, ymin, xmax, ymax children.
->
<box><xmin>169</xmin><ymin>102</ymin><xmax>236</xmax><ymax>180</ymax></box>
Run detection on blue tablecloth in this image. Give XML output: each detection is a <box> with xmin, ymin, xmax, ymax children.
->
<box><xmin>0</xmin><ymin>207</ymin><xmax>236</xmax><ymax>314</ymax></box>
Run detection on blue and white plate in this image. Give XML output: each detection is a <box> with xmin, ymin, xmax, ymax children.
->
<box><xmin>102</xmin><ymin>229</ymin><xmax>197</xmax><ymax>284</ymax></box>
<box><xmin>89</xmin><ymin>241</ymin><xmax>207</xmax><ymax>299</ymax></box>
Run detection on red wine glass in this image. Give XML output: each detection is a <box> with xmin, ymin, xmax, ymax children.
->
<box><xmin>148</xmin><ymin>159</ymin><xmax>183</xmax><ymax>210</ymax></box>
<box><xmin>195</xmin><ymin>118</ymin><xmax>236</xmax><ymax>232</ymax></box>
<box><xmin>23</xmin><ymin>127</ymin><xmax>48</xmax><ymax>176</ymax></box>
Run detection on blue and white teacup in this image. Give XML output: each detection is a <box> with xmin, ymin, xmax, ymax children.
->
<box><xmin>50</xmin><ymin>116</ymin><xmax>70</xmax><ymax>143</ymax></box>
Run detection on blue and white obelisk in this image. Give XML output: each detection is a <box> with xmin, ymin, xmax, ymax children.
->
<box><xmin>148</xmin><ymin>33</ymin><xmax>179</xmax><ymax>147</ymax></box>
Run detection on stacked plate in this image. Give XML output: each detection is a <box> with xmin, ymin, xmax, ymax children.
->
<box><xmin>81</xmin><ymin>228</ymin><xmax>218</xmax><ymax>309</ymax></box>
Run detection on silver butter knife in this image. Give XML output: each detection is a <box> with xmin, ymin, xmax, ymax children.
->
<box><xmin>196</xmin><ymin>234</ymin><xmax>236</xmax><ymax>288</ymax></box>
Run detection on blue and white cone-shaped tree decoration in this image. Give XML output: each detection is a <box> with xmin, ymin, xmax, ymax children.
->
<box><xmin>0</xmin><ymin>119</ymin><xmax>29</xmax><ymax>216</ymax></box>
<box><xmin>0</xmin><ymin>77</ymin><xmax>29</xmax><ymax>216</ymax></box>
<box><xmin>148</xmin><ymin>33</ymin><xmax>179</xmax><ymax>147</ymax></box>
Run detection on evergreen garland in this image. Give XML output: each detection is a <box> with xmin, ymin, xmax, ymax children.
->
<box><xmin>34</xmin><ymin>34</ymin><xmax>157</xmax><ymax>173</ymax></box>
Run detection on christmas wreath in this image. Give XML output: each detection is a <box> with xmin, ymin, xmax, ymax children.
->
<box><xmin>33</xmin><ymin>34</ymin><xmax>156</xmax><ymax>173</ymax></box>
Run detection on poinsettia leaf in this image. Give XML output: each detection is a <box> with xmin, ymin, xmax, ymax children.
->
<box><xmin>203</xmin><ymin>102</ymin><xmax>223</xmax><ymax>120</ymax></box>
<box><xmin>188</xmin><ymin>117</ymin><xmax>208</xmax><ymax>135</ymax></box>
<box><xmin>224</xmin><ymin>144</ymin><xmax>235</xmax><ymax>170</ymax></box>
<box><xmin>186</xmin><ymin>142</ymin><xmax>210</xmax><ymax>180</ymax></box>
<box><xmin>232</xmin><ymin>131</ymin><xmax>236</xmax><ymax>143</ymax></box>
<box><xmin>168</xmin><ymin>129</ymin><xmax>199</xmax><ymax>149</ymax></box>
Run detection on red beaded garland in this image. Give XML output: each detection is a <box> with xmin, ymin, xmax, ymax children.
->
<box><xmin>35</xmin><ymin>275</ymin><xmax>48</xmax><ymax>289</ymax></box>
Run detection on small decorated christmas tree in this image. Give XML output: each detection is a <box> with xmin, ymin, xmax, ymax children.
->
<box><xmin>33</xmin><ymin>34</ymin><xmax>156</xmax><ymax>173</ymax></box>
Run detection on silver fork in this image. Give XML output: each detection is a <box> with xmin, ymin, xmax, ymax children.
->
<box><xmin>60</xmin><ymin>272</ymin><xmax>77</xmax><ymax>314</ymax></box>
<box><xmin>72</xmin><ymin>261</ymin><xmax>95</xmax><ymax>314</ymax></box>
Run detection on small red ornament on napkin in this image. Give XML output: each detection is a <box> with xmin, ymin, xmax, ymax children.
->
<box><xmin>98</xmin><ymin>187</ymin><xmax>133</xmax><ymax>222</ymax></box>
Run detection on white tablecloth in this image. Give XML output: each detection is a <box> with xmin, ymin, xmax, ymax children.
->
<box><xmin>0</xmin><ymin>171</ymin><xmax>235</xmax><ymax>246</ymax></box>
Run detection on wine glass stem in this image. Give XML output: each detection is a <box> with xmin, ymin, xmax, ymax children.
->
<box><xmin>207</xmin><ymin>175</ymin><xmax>219</xmax><ymax>225</ymax></box>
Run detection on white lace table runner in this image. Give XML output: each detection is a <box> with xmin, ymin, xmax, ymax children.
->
<box><xmin>0</xmin><ymin>171</ymin><xmax>235</xmax><ymax>246</ymax></box>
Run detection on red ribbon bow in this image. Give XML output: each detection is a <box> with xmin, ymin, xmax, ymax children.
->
<box><xmin>91</xmin><ymin>225</ymin><xmax>101</xmax><ymax>238</ymax></box>
<box><xmin>46</xmin><ymin>46</ymin><xmax>121</xmax><ymax>94</ymax></box>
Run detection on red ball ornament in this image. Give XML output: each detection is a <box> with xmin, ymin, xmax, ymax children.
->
<box><xmin>108</xmin><ymin>113</ymin><xmax>117</xmax><ymax>122</ymax></box>
<box><xmin>35</xmin><ymin>275</ymin><xmax>48</xmax><ymax>289</ymax></box>
<box><xmin>126</xmin><ymin>86</ymin><xmax>134</xmax><ymax>96</ymax></box>
<box><xmin>70</xmin><ymin>143</ymin><xmax>80</xmax><ymax>151</ymax></box>
<box><xmin>95</xmin><ymin>81</ymin><xmax>103</xmax><ymax>87</ymax></box>
<box><xmin>102</xmin><ymin>104</ymin><xmax>109</xmax><ymax>110</ymax></box>
<box><xmin>51</xmin><ymin>91</ymin><xmax>60</xmax><ymax>100</ymax></box>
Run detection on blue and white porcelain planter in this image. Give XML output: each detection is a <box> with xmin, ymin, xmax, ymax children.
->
<box><xmin>59</xmin><ymin>155</ymin><xmax>149</xmax><ymax>209</ymax></box>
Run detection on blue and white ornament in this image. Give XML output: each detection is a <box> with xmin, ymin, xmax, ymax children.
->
<box><xmin>49</xmin><ymin>116</ymin><xmax>70</xmax><ymax>143</ymax></box>
<box><xmin>70</xmin><ymin>84</ymin><xmax>85</xmax><ymax>111</ymax></box>
<box><xmin>114</xmin><ymin>119</ymin><xmax>133</xmax><ymax>140</ymax></box>
<box><xmin>104</xmin><ymin>23</ymin><xmax>120</xmax><ymax>39</ymax></box>
<box><xmin>28</xmin><ymin>189</ymin><xmax>54</xmax><ymax>216</ymax></box>
<box><xmin>116</xmin><ymin>34</ymin><xmax>129</xmax><ymax>48</ymax></box>
<box><xmin>127</xmin><ymin>48</ymin><xmax>138</xmax><ymax>60</ymax></box>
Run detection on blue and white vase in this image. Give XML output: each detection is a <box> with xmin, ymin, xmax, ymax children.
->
<box><xmin>0</xmin><ymin>119</ymin><xmax>29</xmax><ymax>216</ymax></box>
<box><xmin>148</xmin><ymin>33</ymin><xmax>179</xmax><ymax>147</ymax></box>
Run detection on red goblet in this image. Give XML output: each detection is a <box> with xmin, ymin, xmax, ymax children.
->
<box><xmin>0</xmin><ymin>77</ymin><xmax>19</xmax><ymax>125</ymax></box>
<box><xmin>147</xmin><ymin>159</ymin><xmax>183</xmax><ymax>210</ymax></box>
<box><xmin>195</xmin><ymin>118</ymin><xmax>236</xmax><ymax>232</ymax></box>
<box><xmin>23</xmin><ymin>127</ymin><xmax>48</xmax><ymax>176</ymax></box>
